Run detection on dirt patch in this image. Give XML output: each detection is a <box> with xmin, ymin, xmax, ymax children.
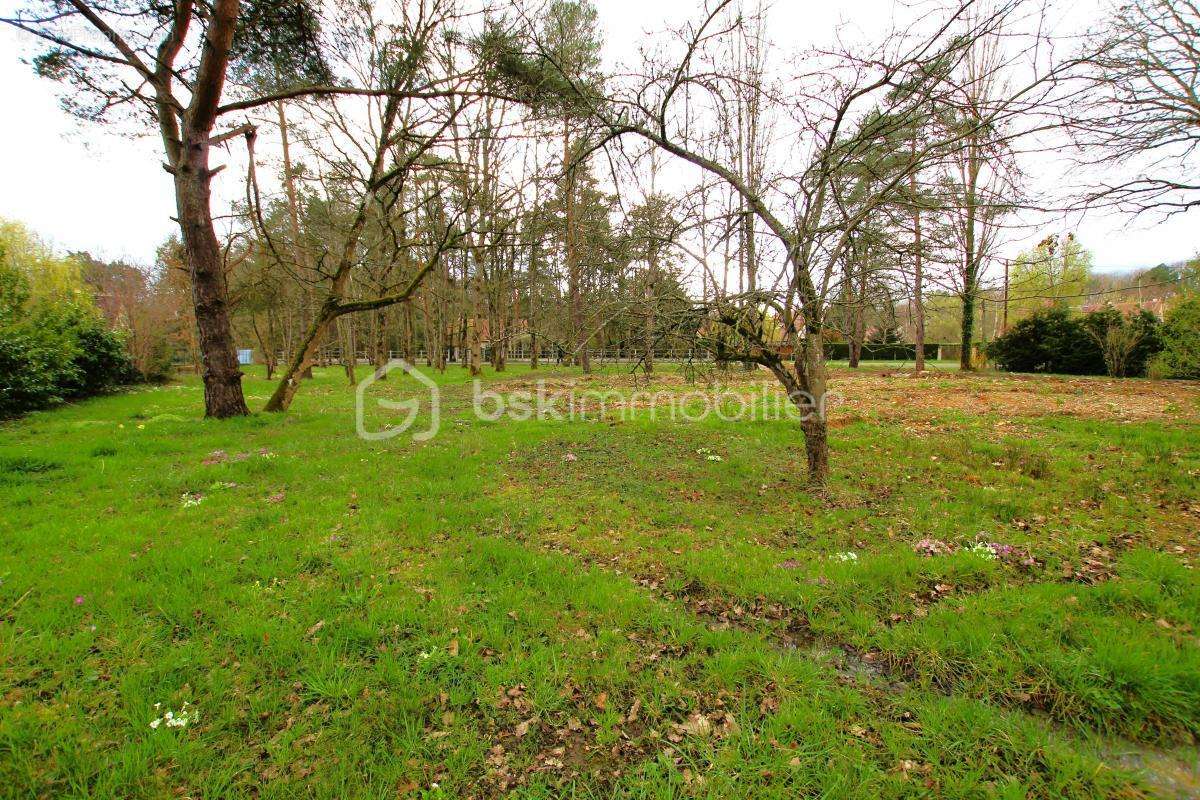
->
<box><xmin>488</xmin><ymin>368</ymin><xmax>1200</xmax><ymax>423</ymax></box>
<box><xmin>828</xmin><ymin>371</ymin><xmax>1200</xmax><ymax>423</ymax></box>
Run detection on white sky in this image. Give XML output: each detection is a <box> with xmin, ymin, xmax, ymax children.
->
<box><xmin>0</xmin><ymin>0</ymin><xmax>1195</xmax><ymax>271</ymax></box>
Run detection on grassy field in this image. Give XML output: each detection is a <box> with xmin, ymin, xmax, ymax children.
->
<box><xmin>1</xmin><ymin>363</ymin><xmax>1198</xmax><ymax>799</ymax></box>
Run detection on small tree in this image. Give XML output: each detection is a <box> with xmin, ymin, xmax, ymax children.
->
<box><xmin>1082</xmin><ymin>308</ymin><xmax>1141</xmax><ymax>377</ymax></box>
<box><xmin>1007</xmin><ymin>233</ymin><xmax>1092</xmax><ymax>321</ymax></box>
<box><xmin>1081</xmin><ymin>306</ymin><xmax>1162</xmax><ymax>378</ymax></box>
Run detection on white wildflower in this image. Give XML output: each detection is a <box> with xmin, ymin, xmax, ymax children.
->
<box><xmin>150</xmin><ymin>702</ymin><xmax>197</xmax><ymax>730</ymax></box>
<box><xmin>830</xmin><ymin>551</ymin><xmax>859</xmax><ymax>563</ymax></box>
<box><xmin>967</xmin><ymin>542</ymin><xmax>998</xmax><ymax>560</ymax></box>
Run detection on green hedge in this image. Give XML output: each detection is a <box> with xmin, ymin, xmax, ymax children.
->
<box><xmin>823</xmin><ymin>342</ymin><xmax>942</xmax><ymax>361</ymax></box>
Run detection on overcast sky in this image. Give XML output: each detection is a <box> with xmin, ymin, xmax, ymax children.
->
<box><xmin>0</xmin><ymin>1</ymin><xmax>1195</xmax><ymax>271</ymax></box>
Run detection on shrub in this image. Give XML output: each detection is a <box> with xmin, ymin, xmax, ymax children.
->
<box><xmin>988</xmin><ymin>306</ymin><xmax>1162</xmax><ymax>377</ymax></box>
<box><xmin>0</xmin><ymin>299</ymin><xmax>135</xmax><ymax>417</ymax></box>
<box><xmin>48</xmin><ymin>303</ymin><xmax>139</xmax><ymax>394</ymax></box>
<box><xmin>0</xmin><ymin>325</ymin><xmax>70</xmax><ymax>413</ymax></box>
<box><xmin>0</xmin><ymin>228</ymin><xmax>137</xmax><ymax>416</ymax></box>
<box><xmin>1149</xmin><ymin>296</ymin><xmax>1200</xmax><ymax>379</ymax></box>
<box><xmin>987</xmin><ymin>308</ymin><xmax>1104</xmax><ymax>375</ymax></box>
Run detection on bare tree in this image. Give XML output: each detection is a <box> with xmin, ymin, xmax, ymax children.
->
<box><xmin>487</xmin><ymin>0</ymin><xmax>1067</xmax><ymax>482</ymax></box>
<box><xmin>1070</xmin><ymin>0</ymin><xmax>1200</xmax><ymax>214</ymax></box>
<box><xmin>262</xmin><ymin>0</ymin><xmax>478</xmax><ymax>411</ymax></box>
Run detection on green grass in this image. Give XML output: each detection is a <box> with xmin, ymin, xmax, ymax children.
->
<box><xmin>1</xmin><ymin>364</ymin><xmax>1198</xmax><ymax>798</ymax></box>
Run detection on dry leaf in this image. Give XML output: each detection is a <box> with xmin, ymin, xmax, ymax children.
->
<box><xmin>677</xmin><ymin>712</ymin><xmax>712</xmax><ymax>737</ymax></box>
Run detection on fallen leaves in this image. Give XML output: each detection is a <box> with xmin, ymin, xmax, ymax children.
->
<box><xmin>671</xmin><ymin>712</ymin><xmax>711</xmax><ymax>739</ymax></box>
<box><xmin>201</xmin><ymin>450</ymin><xmax>228</xmax><ymax>465</ymax></box>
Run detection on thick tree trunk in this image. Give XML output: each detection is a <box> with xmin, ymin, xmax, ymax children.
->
<box><xmin>468</xmin><ymin>319</ymin><xmax>483</xmax><ymax>377</ymax></box>
<box><xmin>795</xmin><ymin>332</ymin><xmax>829</xmax><ymax>484</ymax></box>
<box><xmin>800</xmin><ymin>414</ymin><xmax>829</xmax><ymax>481</ymax></box>
<box><xmin>147</xmin><ymin>0</ymin><xmax>247</xmax><ymax>417</ymax></box>
<box><xmin>765</xmin><ymin>330</ymin><xmax>829</xmax><ymax>485</ymax></box>
<box><xmin>175</xmin><ymin>152</ymin><xmax>249</xmax><ymax>418</ymax></box>
<box><xmin>494</xmin><ymin>329</ymin><xmax>507</xmax><ymax>371</ymax></box>
<box><xmin>959</xmin><ymin>285</ymin><xmax>976</xmax><ymax>371</ymax></box>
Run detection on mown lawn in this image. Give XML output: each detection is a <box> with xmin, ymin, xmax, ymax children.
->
<box><xmin>1</xmin><ymin>364</ymin><xmax>1198</xmax><ymax>799</ymax></box>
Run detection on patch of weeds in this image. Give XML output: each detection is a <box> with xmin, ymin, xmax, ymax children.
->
<box><xmin>1002</xmin><ymin>441</ymin><xmax>1052</xmax><ymax>479</ymax></box>
<box><xmin>0</xmin><ymin>456</ymin><xmax>61</xmax><ymax>475</ymax></box>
